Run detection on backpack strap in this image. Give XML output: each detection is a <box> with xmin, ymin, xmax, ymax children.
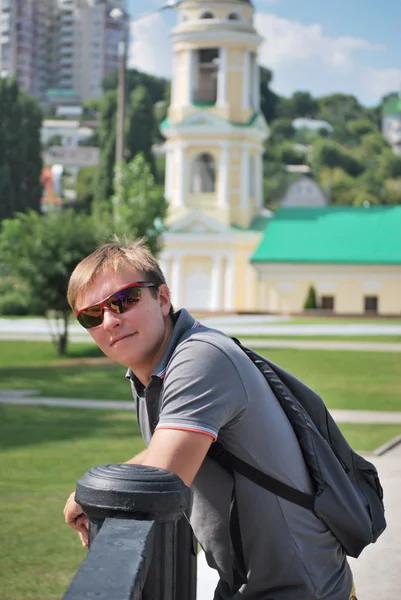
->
<box><xmin>208</xmin><ymin>442</ymin><xmax>314</xmax><ymax>510</ymax></box>
<box><xmin>207</xmin><ymin>337</ymin><xmax>315</xmax><ymax>510</ymax></box>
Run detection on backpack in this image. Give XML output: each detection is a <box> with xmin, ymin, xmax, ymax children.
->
<box><xmin>208</xmin><ymin>338</ymin><xmax>386</xmax><ymax>567</ymax></box>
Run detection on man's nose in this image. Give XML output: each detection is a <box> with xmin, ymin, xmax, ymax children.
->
<box><xmin>102</xmin><ymin>307</ymin><xmax>122</xmax><ymax>329</ymax></box>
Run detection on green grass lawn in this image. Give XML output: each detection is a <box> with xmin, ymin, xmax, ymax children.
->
<box><xmin>1</xmin><ymin>341</ymin><xmax>400</xmax><ymax>412</ymax></box>
<box><xmin>0</xmin><ymin>404</ymin><xmax>399</xmax><ymax>600</ymax></box>
<box><xmin>0</xmin><ymin>405</ymin><xmax>145</xmax><ymax>600</ymax></box>
<box><xmin>236</xmin><ymin>335</ymin><xmax>401</xmax><ymax>343</ymax></box>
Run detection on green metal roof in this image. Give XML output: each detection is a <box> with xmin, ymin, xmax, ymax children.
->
<box><xmin>252</xmin><ymin>206</ymin><xmax>401</xmax><ymax>265</ymax></box>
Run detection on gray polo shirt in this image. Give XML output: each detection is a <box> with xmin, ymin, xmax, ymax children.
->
<box><xmin>127</xmin><ymin>309</ymin><xmax>353</xmax><ymax>599</ymax></box>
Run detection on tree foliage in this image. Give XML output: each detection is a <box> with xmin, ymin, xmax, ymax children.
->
<box><xmin>93</xmin><ymin>90</ymin><xmax>117</xmax><ymax>210</ymax></box>
<box><xmin>102</xmin><ymin>68</ymin><xmax>168</xmax><ymax>107</ymax></box>
<box><xmin>259</xmin><ymin>67</ymin><xmax>280</xmax><ymax>123</ymax></box>
<box><xmin>303</xmin><ymin>285</ymin><xmax>319</xmax><ymax>310</ymax></box>
<box><xmin>0</xmin><ymin>78</ymin><xmax>43</xmax><ymax>222</ymax></box>
<box><xmin>112</xmin><ymin>154</ymin><xmax>168</xmax><ymax>256</ymax></box>
<box><xmin>0</xmin><ymin>210</ymin><xmax>107</xmax><ymax>355</ymax></box>
<box><xmin>126</xmin><ymin>85</ymin><xmax>156</xmax><ymax>172</ymax></box>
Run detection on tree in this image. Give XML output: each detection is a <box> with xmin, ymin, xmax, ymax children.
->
<box><xmin>268</xmin><ymin>119</ymin><xmax>295</xmax><ymax>143</ymax></box>
<box><xmin>277</xmin><ymin>91</ymin><xmax>318</xmax><ymax>120</ymax></box>
<box><xmin>259</xmin><ymin>66</ymin><xmax>280</xmax><ymax>123</ymax></box>
<box><xmin>93</xmin><ymin>90</ymin><xmax>117</xmax><ymax>211</ymax></box>
<box><xmin>303</xmin><ymin>285</ymin><xmax>318</xmax><ymax>310</ymax></box>
<box><xmin>273</xmin><ymin>142</ymin><xmax>306</xmax><ymax>165</ymax></box>
<box><xmin>346</xmin><ymin>119</ymin><xmax>377</xmax><ymax>140</ymax></box>
<box><xmin>112</xmin><ymin>154</ymin><xmax>168</xmax><ymax>255</ymax></box>
<box><xmin>0</xmin><ymin>210</ymin><xmax>107</xmax><ymax>355</ymax></box>
<box><xmin>0</xmin><ymin>78</ymin><xmax>43</xmax><ymax>222</ymax></box>
<box><xmin>319</xmin><ymin>168</ymin><xmax>357</xmax><ymax>205</ymax></box>
<box><xmin>76</xmin><ymin>166</ymin><xmax>97</xmax><ymax>212</ymax></box>
<box><xmin>102</xmin><ymin>68</ymin><xmax>168</xmax><ymax>108</ymax></box>
<box><xmin>311</xmin><ymin>139</ymin><xmax>364</xmax><ymax>177</ymax></box>
<box><xmin>126</xmin><ymin>85</ymin><xmax>156</xmax><ymax>173</ymax></box>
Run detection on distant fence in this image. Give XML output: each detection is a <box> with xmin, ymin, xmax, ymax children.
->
<box><xmin>63</xmin><ymin>464</ymin><xmax>197</xmax><ymax>600</ymax></box>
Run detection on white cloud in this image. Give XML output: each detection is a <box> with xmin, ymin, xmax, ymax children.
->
<box><xmin>255</xmin><ymin>13</ymin><xmax>400</xmax><ymax>105</ymax></box>
<box><xmin>127</xmin><ymin>13</ymin><xmax>173</xmax><ymax>79</ymax></box>
<box><xmin>127</xmin><ymin>11</ymin><xmax>401</xmax><ymax>106</ymax></box>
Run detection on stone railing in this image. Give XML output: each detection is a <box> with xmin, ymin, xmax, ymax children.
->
<box><xmin>63</xmin><ymin>464</ymin><xmax>197</xmax><ymax>600</ymax></box>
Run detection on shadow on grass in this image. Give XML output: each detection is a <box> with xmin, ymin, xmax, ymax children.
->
<box><xmin>63</xmin><ymin>345</ymin><xmax>105</xmax><ymax>360</ymax></box>
<box><xmin>0</xmin><ymin>362</ymin><xmax>132</xmax><ymax>401</ymax></box>
<box><xmin>0</xmin><ymin>404</ymin><xmax>141</xmax><ymax>451</ymax></box>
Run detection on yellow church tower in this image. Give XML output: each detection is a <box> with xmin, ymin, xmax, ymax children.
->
<box><xmin>160</xmin><ymin>0</ymin><xmax>269</xmax><ymax>311</ymax></box>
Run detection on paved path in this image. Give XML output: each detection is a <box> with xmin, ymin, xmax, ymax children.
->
<box><xmin>1</xmin><ymin>392</ymin><xmax>401</xmax><ymax>428</ymax></box>
<box><xmin>241</xmin><ymin>338</ymin><xmax>401</xmax><ymax>352</ymax></box>
<box><xmin>1</xmin><ymin>332</ymin><xmax>401</xmax><ymax>352</ymax></box>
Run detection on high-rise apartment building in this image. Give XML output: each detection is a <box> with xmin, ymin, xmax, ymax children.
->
<box><xmin>0</xmin><ymin>0</ymin><xmax>126</xmax><ymax>105</ymax></box>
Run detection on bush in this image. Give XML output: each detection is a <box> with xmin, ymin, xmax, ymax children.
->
<box><xmin>303</xmin><ymin>285</ymin><xmax>319</xmax><ymax>309</ymax></box>
<box><xmin>0</xmin><ymin>290</ymin><xmax>30</xmax><ymax>316</ymax></box>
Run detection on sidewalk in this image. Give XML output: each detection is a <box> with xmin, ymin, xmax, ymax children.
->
<box><xmin>1</xmin><ymin>392</ymin><xmax>401</xmax><ymax>426</ymax></box>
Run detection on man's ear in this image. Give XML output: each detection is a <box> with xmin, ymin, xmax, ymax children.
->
<box><xmin>158</xmin><ymin>284</ymin><xmax>172</xmax><ymax>316</ymax></box>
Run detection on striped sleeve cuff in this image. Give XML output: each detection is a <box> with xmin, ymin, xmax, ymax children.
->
<box><xmin>155</xmin><ymin>423</ymin><xmax>217</xmax><ymax>441</ymax></box>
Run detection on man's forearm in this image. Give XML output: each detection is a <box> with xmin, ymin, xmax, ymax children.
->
<box><xmin>124</xmin><ymin>449</ymin><xmax>148</xmax><ymax>465</ymax></box>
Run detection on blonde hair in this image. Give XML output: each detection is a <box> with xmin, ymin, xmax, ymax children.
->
<box><xmin>67</xmin><ymin>237</ymin><xmax>169</xmax><ymax>312</ymax></box>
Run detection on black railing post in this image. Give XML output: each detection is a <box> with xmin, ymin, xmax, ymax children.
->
<box><xmin>63</xmin><ymin>463</ymin><xmax>196</xmax><ymax>600</ymax></box>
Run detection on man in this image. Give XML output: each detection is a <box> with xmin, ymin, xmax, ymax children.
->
<box><xmin>64</xmin><ymin>239</ymin><xmax>357</xmax><ymax>600</ymax></box>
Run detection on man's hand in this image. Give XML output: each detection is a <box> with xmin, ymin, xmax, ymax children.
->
<box><xmin>64</xmin><ymin>492</ymin><xmax>89</xmax><ymax>548</ymax></box>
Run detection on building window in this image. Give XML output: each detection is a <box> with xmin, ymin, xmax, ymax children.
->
<box><xmin>321</xmin><ymin>296</ymin><xmax>335</xmax><ymax>311</ymax></box>
<box><xmin>193</xmin><ymin>48</ymin><xmax>219</xmax><ymax>104</ymax></box>
<box><xmin>364</xmin><ymin>296</ymin><xmax>378</xmax><ymax>313</ymax></box>
<box><xmin>227</xmin><ymin>12</ymin><xmax>240</xmax><ymax>20</ymax></box>
<box><xmin>200</xmin><ymin>11</ymin><xmax>214</xmax><ymax>19</ymax></box>
<box><xmin>192</xmin><ymin>153</ymin><xmax>216</xmax><ymax>193</ymax></box>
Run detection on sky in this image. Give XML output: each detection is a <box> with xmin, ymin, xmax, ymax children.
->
<box><xmin>125</xmin><ymin>0</ymin><xmax>401</xmax><ymax>107</ymax></box>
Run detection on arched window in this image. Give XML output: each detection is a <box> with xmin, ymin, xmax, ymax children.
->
<box><xmin>200</xmin><ymin>11</ymin><xmax>214</xmax><ymax>19</ymax></box>
<box><xmin>227</xmin><ymin>12</ymin><xmax>240</xmax><ymax>21</ymax></box>
<box><xmin>192</xmin><ymin>153</ymin><xmax>216</xmax><ymax>193</ymax></box>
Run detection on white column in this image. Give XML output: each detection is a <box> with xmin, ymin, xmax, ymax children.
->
<box><xmin>171</xmin><ymin>53</ymin><xmax>177</xmax><ymax>108</ymax></box>
<box><xmin>165</xmin><ymin>147</ymin><xmax>173</xmax><ymax>202</ymax></box>
<box><xmin>184</xmin><ymin>49</ymin><xmax>194</xmax><ymax>106</ymax></box>
<box><xmin>254</xmin><ymin>59</ymin><xmax>260</xmax><ymax>109</ymax></box>
<box><xmin>240</xmin><ymin>144</ymin><xmax>250</xmax><ymax>208</ymax></box>
<box><xmin>211</xmin><ymin>255</ymin><xmax>223</xmax><ymax>311</ymax></box>
<box><xmin>217</xmin><ymin>46</ymin><xmax>228</xmax><ymax>107</ymax></box>
<box><xmin>224</xmin><ymin>255</ymin><xmax>235</xmax><ymax>311</ymax></box>
<box><xmin>171</xmin><ymin>255</ymin><xmax>183</xmax><ymax>308</ymax></box>
<box><xmin>256</xmin><ymin>151</ymin><xmax>263</xmax><ymax>208</ymax></box>
<box><xmin>218</xmin><ymin>144</ymin><xmax>230</xmax><ymax>208</ymax></box>
<box><xmin>242</xmin><ymin>49</ymin><xmax>250</xmax><ymax>109</ymax></box>
<box><xmin>159</xmin><ymin>256</ymin><xmax>169</xmax><ymax>283</ymax></box>
<box><xmin>176</xmin><ymin>144</ymin><xmax>186</xmax><ymax>208</ymax></box>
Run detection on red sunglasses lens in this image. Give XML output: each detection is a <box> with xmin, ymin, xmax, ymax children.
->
<box><xmin>77</xmin><ymin>285</ymin><xmax>143</xmax><ymax>330</ymax></box>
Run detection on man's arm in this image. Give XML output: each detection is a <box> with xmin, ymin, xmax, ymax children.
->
<box><xmin>126</xmin><ymin>428</ymin><xmax>213</xmax><ymax>486</ymax></box>
<box><xmin>64</xmin><ymin>431</ymin><xmax>211</xmax><ymax>546</ymax></box>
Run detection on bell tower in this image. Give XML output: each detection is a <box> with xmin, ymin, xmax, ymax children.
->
<box><xmin>160</xmin><ymin>1</ymin><xmax>270</xmax><ymax>312</ymax></box>
<box><xmin>162</xmin><ymin>0</ymin><xmax>268</xmax><ymax>229</ymax></box>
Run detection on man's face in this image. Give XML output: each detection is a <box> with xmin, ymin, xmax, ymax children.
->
<box><xmin>76</xmin><ymin>267</ymin><xmax>172</xmax><ymax>372</ymax></box>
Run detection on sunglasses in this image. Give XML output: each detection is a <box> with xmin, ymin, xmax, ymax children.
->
<box><xmin>76</xmin><ymin>281</ymin><xmax>157</xmax><ymax>329</ymax></box>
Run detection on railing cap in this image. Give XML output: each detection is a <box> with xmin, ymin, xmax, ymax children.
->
<box><xmin>76</xmin><ymin>464</ymin><xmax>190</xmax><ymax>522</ymax></box>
